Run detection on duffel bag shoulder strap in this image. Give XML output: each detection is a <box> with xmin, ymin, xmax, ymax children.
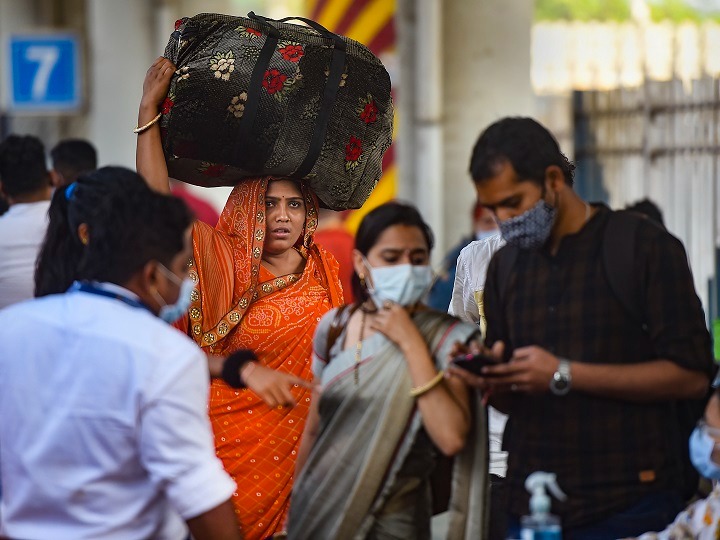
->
<box><xmin>239</xmin><ymin>12</ymin><xmax>347</xmax><ymax>178</ymax></box>
<box><xmin>233</xmin><ymin>14</ymin><xmax>281</xmax><ymax>170</ymax></box>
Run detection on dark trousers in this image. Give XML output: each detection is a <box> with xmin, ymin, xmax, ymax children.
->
<box><xmin>488</xmin><ymin>474</ymin><xmax>509</xmax><ymax>540</ymax></box>
<box><xmin>505</xmin><ymin>490</ymin><xmax>685</xmax><ymax>540</ymax></box>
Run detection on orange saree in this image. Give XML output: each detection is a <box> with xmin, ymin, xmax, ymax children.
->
<box><xmin>184</xmin><ymin>177</ymin><xmax>343</xmax><ymax>539</ymax></box>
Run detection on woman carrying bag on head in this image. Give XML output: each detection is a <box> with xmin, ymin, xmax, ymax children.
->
<box><xmin>136</xmin><ymin>58</ymin><xmax>343</xmax><ymax>540</ymax></box>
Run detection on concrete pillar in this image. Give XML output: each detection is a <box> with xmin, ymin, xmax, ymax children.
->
<box><xmin>398</xmin><ymin>0</ymin><xmax>535</xmax><ymax>258</ymax></box>
<box><xmin>0</xmin><ymin>0</ymin><xmax>67</xmax><ymax>143</ymax></box>
<box><xmin>85</xmin><ymin>0</ymin><xmax>155</xmax><ymax>168</ymax></box>
<box><xmin>0</xmin><ymin>0</ymin><xmax>36</xmax><ymax>137</ymax></box>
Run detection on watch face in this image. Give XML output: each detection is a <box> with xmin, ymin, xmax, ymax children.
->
<box><xmin>551</xmin><ymin>372</ymin><xmax>570</xmax><ymax>395</ymax></box>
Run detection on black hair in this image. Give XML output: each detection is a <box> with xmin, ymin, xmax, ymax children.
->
<box><xmin>351</xmin><ymin>202</ymin><xmax>434</xmax><ymax>303</ymax></box>
<box><xmin>469</xmin><ymin>117</ymin><xmax>575</xmax><ymax>187</ymax></box>
<box><xmin>35</xmin><ymin>167</ymin><xmax>151</xmax><ymax>296</ymax></box>
<box><xmin>625</xmin><ymin>198</ymin><xmax>665</xmax><ymax>229</ymax></box>
<box><xmin>77</xmin><ymin>168</ymin><xmax>193</xmax><ymax>285</ymax></box>
<box><xmin>0</xmin><ymin>134</ymin><xmax>49</xmax><ymax>197</ymax></box>
<box><xmin>50</xmin><ymin>139</ymin><xmax>98</xmax><ymax>185</ymax></box>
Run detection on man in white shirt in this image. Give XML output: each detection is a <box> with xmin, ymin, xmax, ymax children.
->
<box><xmin>449</xmin><ymin>232</ymin><xmax>507</xmax><ymax>540</ymax></box>
<box><xmin>0</xmin><ymin>135</ymin><xmax>53</xmax><ymax>308</ymax></box>
<box><xmin>0</xmin><ymin>167</ymin><xmax>240</xmax><ymax>540</ymax></box>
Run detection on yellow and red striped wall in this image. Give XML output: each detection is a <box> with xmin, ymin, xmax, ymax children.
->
<box><xmin>305</xmin><ymin>0</ymin><xmax>397</xmax><ymax>232</ymax></box>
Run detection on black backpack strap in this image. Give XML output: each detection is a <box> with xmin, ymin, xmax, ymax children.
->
<box><xmin>602</xmin><ymin>210</ymin><xmax>647</xmax><ymax>330</ymax></box>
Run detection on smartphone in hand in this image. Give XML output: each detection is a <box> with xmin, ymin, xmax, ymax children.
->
<box><xmin>451</xmin><ymin>352</ymin><xmax>498</xmax><ymax>376</ymax></box>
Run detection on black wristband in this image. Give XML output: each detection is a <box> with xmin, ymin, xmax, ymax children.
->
<box><xmin>221</xmin><ymin>350</ymin><xmax>257</xmax><ymax>389</ymax></box>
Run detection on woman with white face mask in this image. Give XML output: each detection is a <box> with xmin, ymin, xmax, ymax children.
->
<box><xmin>627</xmin><ymin>377</ymin><xmax>720</xmax><ymax>540</ymax></box>
<box><xmin>288</xmin><ymin>202</ymin><xmax>488</xmax><ymax>540</ymax></box>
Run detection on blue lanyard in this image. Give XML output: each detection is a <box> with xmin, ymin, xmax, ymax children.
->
<box><xmin>70</xmin><ymin>281</ymin><xmax>153</xmax><ymax>314</ymax></box>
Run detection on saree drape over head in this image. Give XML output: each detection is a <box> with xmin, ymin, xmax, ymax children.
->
<box><xmin>182</xmin><ymin>177</ymin><xmax>343</xmax><ymax>540</ymax></box>
<box><xmin>287</xmin><ymin>309</ymin><xmax>489</xmax><ymax>540</ymax></box>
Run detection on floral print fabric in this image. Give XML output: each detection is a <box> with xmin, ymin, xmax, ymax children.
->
<box><xmin>160</xmin><ymin>13</ymin><xmax>393</xmax><ymax>210</ymax></box>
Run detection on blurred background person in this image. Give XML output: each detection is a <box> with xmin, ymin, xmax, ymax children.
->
<box><xmin>35</xmin><ymin>167</ymin><xmax>148</xmax><ymax>297</ymax></box>
<box><xmin>171</xmin><ymin>179</ymin><xmax>220</xmax><ymax>227</ymax></box>
<box><xmin>0</xmin><ymin>135</ymin><xmax>52</xmax><ymax>309</ymax></box>
<box><xmin>314</xmin><ymin>208</ymin><xmax>355</xmax><ymax>304</ymax></box>
<box><xmin>49</xmin><ymin>138</ymin><xmax>98</xmax><ymax>187</ymax></box>
<box><xmin>625</xmin><ymin>198</ymin><xmax>666</xmax><ymax>230</ymax></box>
<box><xmin>427</xmin><ymin>201</ymin><xmax>498</xmax><ymax>312</ymax></box>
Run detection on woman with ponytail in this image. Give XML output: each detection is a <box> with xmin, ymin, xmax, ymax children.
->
<box><xmin>34</xmin><ymin>168</ymin><xmax>148</xmax><ymax>297</ymax></box>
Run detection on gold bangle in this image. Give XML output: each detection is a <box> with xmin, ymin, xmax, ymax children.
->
<box><xmin>409</xmin><ymin>370</ymin><xmax>445</xmax><ymax>398</ymax></box>
<box><xmin>133</xmin><ymin>112</ymin><xmax>162</xmax><ymax>134</ymax></box>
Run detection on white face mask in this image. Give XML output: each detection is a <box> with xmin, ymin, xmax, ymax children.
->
<box><xmin>364</xmin><ymin>259</ymin><xmax>434</xmax><ymax>307</ymax></box>
<box><xmin>152</xmin><ymin>263</ymin><xmax>195</xmax><ymax>324</ymax></box>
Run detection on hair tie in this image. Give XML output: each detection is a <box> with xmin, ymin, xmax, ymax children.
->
<box><xmin>65</xmin><ymin>182</ymin><xmax>78</xmax><ymax>200</ymax></box>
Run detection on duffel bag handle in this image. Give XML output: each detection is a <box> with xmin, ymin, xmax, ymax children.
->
<box><xmin>248</xmin><ymin>11</ymin><xmax>346</xmax><ymax>51</ymax></box>
<box><xmin>237</xmin><ymin>12</ymin><xmax>347</xmax><ymax>179</ymax></box>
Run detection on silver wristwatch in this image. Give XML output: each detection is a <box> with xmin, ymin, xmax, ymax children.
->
<box><xmin>549</xmin><ymin>358</ymin><xmax>572</xmax><ymax>396</ymax></box>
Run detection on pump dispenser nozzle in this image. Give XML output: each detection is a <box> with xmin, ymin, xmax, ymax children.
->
<box><xmin>525</xmin><ymin>472</ymin><xmax>567</xmax><ymax>516</ymax></box>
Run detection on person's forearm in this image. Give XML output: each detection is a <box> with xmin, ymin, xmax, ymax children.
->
<box><xmin>187</xmin><ymin>499</ymin><xmax>243</xmax><ymax>540</ymax></box>
<box><xmin>136</xmin><ymin>102</ymin><xmax>171</xmax><ymax>194</ymax></box>
<box><xmin>293</xmin><ymin>391</ymin><xmax>320</xmax><ymax>477</ymax></box>
<box><xmin>571</xmin><ymin>359</ymin><xmax>709</xmax><ymax>401</ymax></box>
<box><xmin>207</xmin><ymin>354</ymin><xmax>225</xmax><ymax>379</ymax></box>
<box><xmin>402</xmin><ymin>340</ymin><xmax>470</xmax><ymax>456</ymax></box>
<box><xmin>294</xmin><ymin>427</ymin><xmax>317</xmax><ymax>479</ymax></box>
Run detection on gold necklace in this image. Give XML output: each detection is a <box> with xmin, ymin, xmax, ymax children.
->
<box><xmin>354</xmin><ymin>309</ymin><xmax>366</xmax><ymax>385</ymax></box>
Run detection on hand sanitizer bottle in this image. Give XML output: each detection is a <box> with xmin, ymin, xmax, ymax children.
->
<box><xmin>519</xmin><ymin>472</ymin><xmax>566</xmax><ymax>540</ymax></box>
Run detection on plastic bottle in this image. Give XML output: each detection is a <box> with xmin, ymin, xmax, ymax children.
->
<box><xmin>519</xmin><ymin>472</ymin><xmax>567</xmax><ymax>540</ymax></box>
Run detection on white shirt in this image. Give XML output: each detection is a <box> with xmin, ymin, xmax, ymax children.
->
<box><xmin>0</xmin><ymin>285</ymin><xmax>236</xmax><ymax>539</ymax></box>
<box><xmin>448</xmin><ymin>233</ymin><xmax>510</xmax><ymax>477</ymax></box>
<box><xmin>0</xmin><ymin>200</ymin><xmax>50</xmax><ymax>309</ymax></box>
<box><xmin>449</xmin><ymin>233</ymin><xmax>505</xmax><ymax>329</ymax></box>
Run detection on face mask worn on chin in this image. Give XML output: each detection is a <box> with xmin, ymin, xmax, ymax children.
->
<box><xmin>152</xmin><ymin>264</ymin><xmax>196</xmax><ymax>323</ymax></box>
<box><xmin>689</xmin><ymin>423</ymin><xmax>720</xmax><ymax>480</ymax></box>
<box><xmin>365</xmin><ymin>261</ymin><xmax>434</xmax><ymax>307</ymax></box>
<box><xmin>498</xmin><ymin>198</ymin><xmax>557</xmax><ymax>250</ymax></box>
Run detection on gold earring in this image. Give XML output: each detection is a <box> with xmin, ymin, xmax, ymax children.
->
<box><xmin>359</xmin><ymin>273</ymin><xmax>366</xmax><ymax>289</ymax></box>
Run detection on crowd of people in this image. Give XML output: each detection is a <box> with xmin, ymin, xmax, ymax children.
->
<box><xmin>0</xmin><ymin>45</ymin><xmax>717</xmax><ymax>540</ymax></box>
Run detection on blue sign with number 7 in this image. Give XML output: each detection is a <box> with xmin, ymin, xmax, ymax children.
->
<box><xmin>7</xmin><ymin>34</ymin><xmax>81</xmax><ymax>112</ymax></box>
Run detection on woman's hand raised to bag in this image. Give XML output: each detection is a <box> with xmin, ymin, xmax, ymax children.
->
<box><xmin>141</xmin><ymin>57</ymin><xmax>176</xmax><ymax>113</ymax></box>
<box><xmin>241</xmin><ymin>362</ymin><xmax>316</xmax><ymax>409</ymax></box>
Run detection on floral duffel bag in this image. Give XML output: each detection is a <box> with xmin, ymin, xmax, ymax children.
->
<box><xmin>160</xmin><ymin>12</ymin><xmax>393</xmax><ymax>210</ymax></box>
